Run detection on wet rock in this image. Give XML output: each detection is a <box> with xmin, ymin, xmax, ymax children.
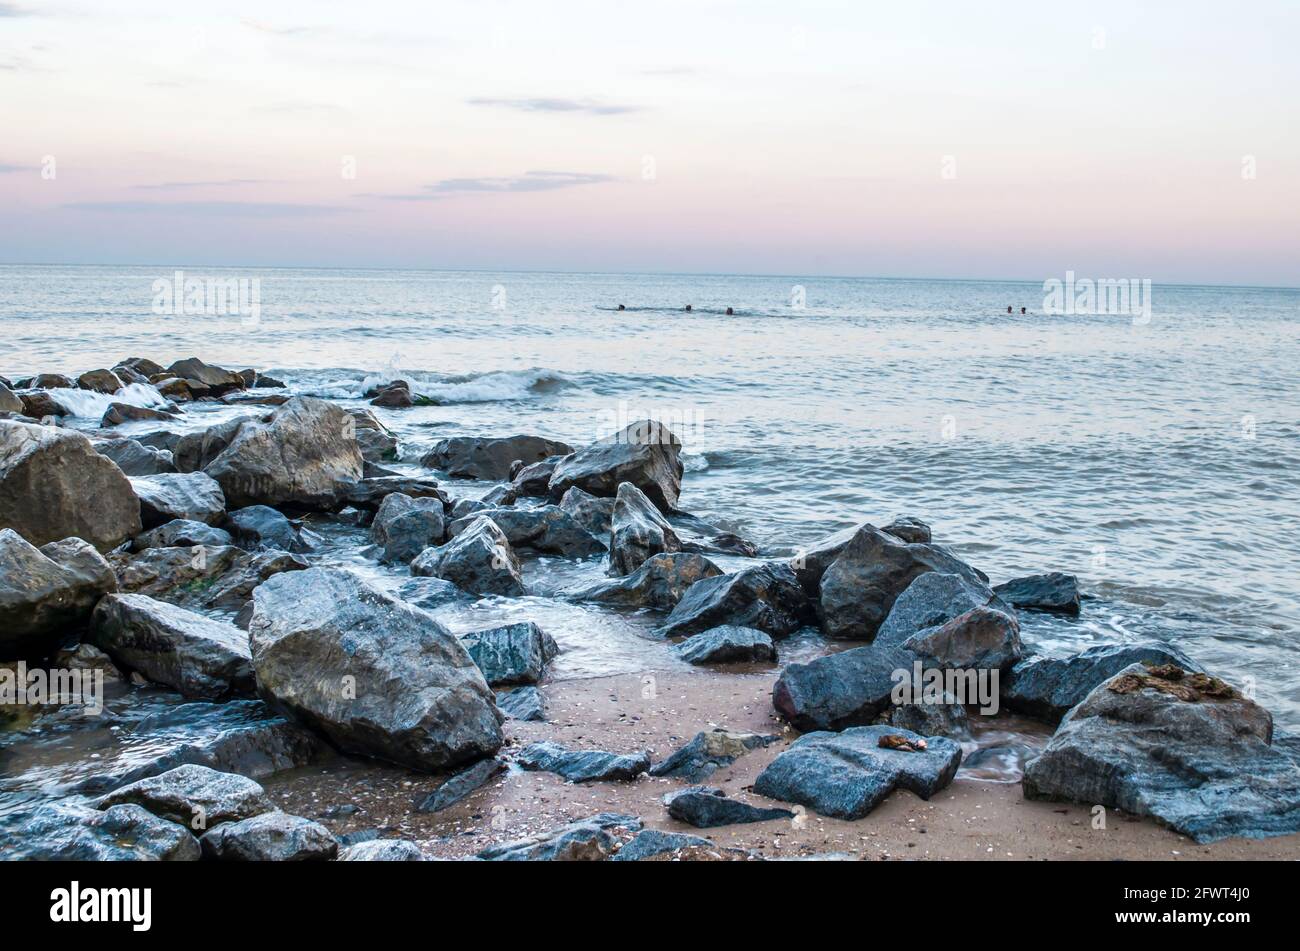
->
<box><xmin>368</xmin><ymin>380</ymin><xmax>413</xmax><ymax>407</ymax></box>
<box><xmin>547</xmin><ymin>420</ymin><xmax>684</xmax><ymax>511</ymax></box>
<box><xmin>51</xmin><ymin>643</ymin><xmax>124</xmax><ymax>680</ymax></box>
<box><xmin>496</xmin><ymin>685</ymin><xmax>545</xmax><ymax>721</ymax></box>
<box><xmin>156</xmin><ymin>378</ymin><xmax>203</xmax><ymax>402</ymax></box>
<box><xmin>395</xmin><ymin>576</ymin><xmax>475</xmax><ymax>610</ymax></box>
<box><xmin>222</xmin><ymin>505</ymin><xmax>307</xmax><ymax>553</ymax></box>
<box><xmin>818</xmin><ymin>524</ymin><xmax>986</xmax><ymax>640</ymax></box>
<box><xmin>200</xmin><ymin>811</ymin><xmax>338</xmax><ymax>861</ymax></box>
<box><xmin>18</xmin><ymin>390</ymin><xmax>69</xmax><ymax>419</ymax></box>
<box><xmin>480</xmin><ymin>483</ymin><xmax>519</xmax><ymax>506</ymax></box>
<box><xmin>875</xmin><ymin>571</ymin><xmax>1005</xmax><ymax>646</ymax></box>
<box><xmin>515</xmin><ymin>741</ymin><xmax>651</xmax><ymax>782</ymax></box>
<box><xmin>0</xmin><ymin>530</ymin><xmax>117</xmax><ymax>659</ymax></box>
<box><xmin>31</xmin><ymin>373</ymin><xmax>75</xmax><ymax>389</ymax></box>
<box><xmin>754</xmin><ymin>725</ymin><xmax>963</xmax><ymax>820</ymax></box>
<box><xmin>0</xmin><ymin>382</ymin><xmax>23</xmax><ymax>415</ymax></box>
<box><xmin>0</xmin><ymin>420</ymin><xmax>142</xmax><ymax>550</ymax></box>
<box><xmin>1023</xmin><ymin>664</ymin><xmax>1300</xmax><ymax>842</ymax></box>
<box><xmin>568</xmin><ymin>552</ymin><xmax>722</xmax><ymax>611</ymax></box>
<box><xmin>608</xmin><ymin>481</ymin><xmax>681</xmax><ymax>575</ymax></box>
<box><xmin>510</xmin><ymin>456</ymin><xmax>560</xmax><ymax>497</ymax></box>
<box><xmin>204</xmin><ymin>397</ymin><xmax>364</xmax><ymax>510</ymax></box>
<box><xmin>1003</xmin><ymin>641</ymin><xmax>1202</xmax><ymax>722</ymax></box>
<box><xmin>94</xmin><ymin>764</ymin><xmax>274</xmax><ymax>828</ymax></box>
<box><xmin>667</xmin><ymin>510</ymin><xmax>761</xmax><ymax>557</ymax></box>
<box><xmin>559</xmin><ymin>486</ymin><xmax>615</xmax><ymax>539</ymax></box>
<box><xmin>345</xmin><ymin>407</ymin><xmax>398</xmax><ymax>462</ymax></box>
<box><xmin>371</xmin><ymin>492</ymin><xmax>447</xmax><ymax>563</ymax></box>
<box><xmin>611</xmin><ymin>829</ymin><xmax>720</xmax><ymax>862</ymax></box>
<box><xmin>119</xmin><ymin>357</ymin><xmax>166</xmax><ymax>378</ymax></box>
<box><xmin>173</xmin><ymin>417</ymin><xmax>252</xmax><ymax>472</ymax></box>
<box><xmin>478</xmin><ymin>813</ymin><xmax>642</xmax><ymax>861</ymax></box>
<box><xmin>130</xmin><ymin>472</ymin><xmax>226</xmax><ymax>528</ymax></box>
<box><xmin>250</xmin><ymin>568</ymin><xmax>503</xmax><ymax>771</ymax></box>
<box><xmin>91</xmin><ymin>593</ymin><xmax>255</xmax><ymax>699</ymax></box>
<box><xmin>102</xmin><ymin>402</ymin><xmax>178</xmax><ymax>426</ymax></box>
<box><xmin>902</xmin><ymin>605</ymin><xmax>1022</xmax><ymax>670</ymax></box>
<box><xmin>649</xmin><ymin>729</ymin><xmax>778</xmax><ymax>782</ymax></box>
<box><xmin>675</xmin><ymin>625</ymin><xmax>776</xmax><ymax>665</ymax></box>
<box><xmin>461</xmin><ymin>621</ymin><xmax>559</xmax><ymax>686</ymax></box>
<box><xmin>993</xmin><ymin>572</ymin><xmax>1081</xmax><ymax>615</ymax></box>
<box><xmin>660</xmin><ymin>562</ymin><xmax>810</xmax><ymax>638</ymax></box>
<box><xmin>411</xmin><ymin>516</ymin><xmax>525</xmax><ymax>597</ymax></box>
<box><xmin>890</xmin><ymin>693</ymin><xmax>970</xmax><ymax>738</ymax></box>
<box><xmin>773</xmin><ymin>643</ymin><xmax>916</xmax><ymax>732</ymax></box>
<box><xmin>422</xmin><ymin>434</ymin><xmax>574</xmax><ymax>481</ymax></box>
<box><xmin>111</xmin><ymin>544</ymin><xmax>307</xmax><ymax>611</ymax></box>
<box><xmin>664</xmin><ymin>787</ymin><xmax>793</xmax><ymax>828</ymax></box>
<box><xmin>340</xmin><ymin>475</ymin><xmax>447</xmax><ymax>512</ymax></box>
<box><xmin>448</xmin><ymin>497</ymin><xmax>488</xmax><ymax>521</ymax></box>
<box><xmin>95</xmin><ymin>436</ymin><xmax>176</xmax><ymax>476</ymax></box>
<box><xmin>447</xmin><ymin>504</ymin><xmax>603</xmax><ymax>557</ymax></box>
<box><xmin>882</xmin><ymin>516</ymin><xmax>932</xmax><ymax>544</ymax></box>
<box><xmin>0</xmin><ymin>801</ymin><xmax>200</xmax><ymax>861</ymax></box>
<box><xmin>414</xmin><ymin>757</ymin><xmax>506</xmax><ymax>813</ymax></box>
<box><xmin>338</xmin><ymin>839</ymin><xmax>424</xmax><ymax>861</ymax></box>
<box><xmin>167</xmin><ymin>358</ymin><xmax>246</xmax><ymax>396</ymax></box>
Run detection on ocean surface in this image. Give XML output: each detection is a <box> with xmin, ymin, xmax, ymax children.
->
<box><xmin>3</xmin><ymin>263</ymin><xmax>1299</xmax><ymax>729</ymax></box>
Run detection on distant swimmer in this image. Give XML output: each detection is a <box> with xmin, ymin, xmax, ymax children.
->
<box><xmin>685</xmin><ymin>304</ymin><xmax>693</xmax><ymax>312</ymax></box>
<box><xmin>1007</xmin><ymin>306</ymin><xmax>1013</xmax><ymax>314</ymax></box>
<box><xmin>1021</xmin><ymin>307</ymin><xmax>1027</xmax><ymax>315</ymax></box>
<box><xmin>617</xmin><ymin>304</ymin><xmax>625</xmax><ymax>311</ymax></box>
<box><xmin>725</xmin><ymin>307</ymin><xmax>734</xmax><ymax>315</ymax></box>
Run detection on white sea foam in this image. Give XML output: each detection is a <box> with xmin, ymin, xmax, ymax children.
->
<box><xmin>48</xmin><ymin>382</ymin><xmax>169</xmax><ymax>418</ymax></box>
<box><xmin>288</xmin><ymin>368</ymin><xmax>573</xmax><ymax>404</ymax></box>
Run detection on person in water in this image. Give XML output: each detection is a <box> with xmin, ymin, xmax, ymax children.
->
<box><xmin>685</xmin><ymin>304</ymin><xmax>692</xmax><ymax>312</ymax></box>
<box><xmin>725</xmin><ymin>307</ymin><xmax>733</xmax><ymax>315</ymax></box>
<box><xmin>617</xmin><ymin>304</ymin><xmax>625</xmax><ymax>311</ymax></box>
<box><xmin>1007</xmin><ymin>306</ymin><xmax>1013</xmax><ymax>314</ymax></box>
<box><xmin>1021</xmin><ymin>307</ymin><xmax>1027</xmax><ymax>314</ymax></box>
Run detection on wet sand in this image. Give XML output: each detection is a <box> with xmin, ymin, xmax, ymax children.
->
<box><xmin>264</xmin><ymin>669</ymin><xmax>1300</xmax><ymax>860</ymax></box>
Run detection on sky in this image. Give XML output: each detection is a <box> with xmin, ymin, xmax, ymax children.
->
<box><xmin>1</xmin><ymin>0</ymin><xmax>1297</xmax><ymax>284</ymax></box>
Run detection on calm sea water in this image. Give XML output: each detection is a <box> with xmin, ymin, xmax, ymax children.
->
<box><xmin>3</xmin><ymin>264</ymin><xmax>1298</xmax><ymax>726</ymax></box>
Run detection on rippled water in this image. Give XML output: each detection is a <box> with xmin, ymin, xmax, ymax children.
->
<box><xmin>2</xmin><ymin>264</ymin><xmax>1298</xmax><ymax>727</ymax></box>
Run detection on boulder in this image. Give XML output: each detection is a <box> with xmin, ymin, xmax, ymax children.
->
<box><xmin>94</xmin><ymin>764</ymin><xmax>274</xmax><ymax>829</ymax></box>
<box><xmin>610</xmin><ymin>829</ymin><xmax>720</xmax><ymax>862</ymax></box>
<box><xmin>410</xmin><ymin>516</ymin><xmax>525</xmax><ymax>597</ymax></box>
<box><xmin>173</xmin><ymin>417</ymin><xmax>252</xmax><ymax>472</ymax></box>
<box><xmin>0</xmin><ymin>801</ymin><xmax>200</xmax><ymax>861</ymax></box>
<box><xmin>664</xmin><ymin>787</ymin><xmax>793</xmax><ymax>828</ymax></box>
<box><xmin>1003</xmin><ymin>641</ymin><xmax>1202</xmax><ymax>722</ymax></box>
<box><xmin>875</xmin><ymin>571</ymin><xmax>1006</xmax><ymax>646</ymax></box>
<box><xmin>649</xmin><ymin>729</ymin><xmax>778</xmax><ymax>782</ymax></box>
<box><xmin>130</xmin><ymin>472</ymin><xmax>226</xmax><ymax>528</ymax></box>
<box><xmin>102</xmin><ymin>402</ymin><xmax>178</xmax><ymax>426</ymax></box>
<box><xmin>1023</xmin><ymin>664</ymin><xmax>1300</xmax><ymax>842</ymax></box>
<box><xmin>478</xmin><ymin>813</ymin><xmax>641</xmax><ymax>861</ymax></box>
<box><xmin>340</xmin><ymin>475</ymin><xmax>447</xmax><ymax>512</ymax></box>
<box><xmin>515</xmin><ymin>741</ymin><xmax>650</xmax><ymax>782</ymax></box>
<box><xmin>0</xmin><ymin>420</ymin><xmax>142</xmax><ymax>550</ymax></box>
<box><xmin>414</xmin><ymin>757</ymin><xmax>506</xmax><ymax>813</ymax></box>
<box><xmin>558</xmin><ymin>486</ymin><xmax>615</xmax><ymax>539</ymax></box>
<box><xmin>993</xmin><ymin>572</ymin><xmax>1081</xmax><ymax>615</ymax></box>
<box><xmin>511</xmin><ymin>456</ymin><xmax>561</xmax><ymax>497</ymax></box>
<box><xmin>568</xmin><ymin>552</ymin><xmax>722</xmax><ymax>611</ymax></box>
<box><xmin>249</xmin><ymin>568</ymin><xmax>503</xmax><ymax>771</ymax></box>
<box><xmin>547</xmin><ymin>420</ymin><xmax>684</xmax><ymax>511</ymax></box>
<box><xmin>660</xmin><ymin>562</ymin><xmax>810</xmax><ymax>638</ymax></box>
<box><xmin>131</xmin><ymin>518</ymin><xmax>233</xmax><ymax>552</ymax></box>
<box><xmin>371</xmin><ymin>492</ymin><xmax>447</xmax><ymax>563</ymax></box>
<box><xmin>18</xmin><ymin>390</ymin><xmax>69</xmax><ymax>419</ymax></box>
<box><xmin>754</xmin><ymin>725</ymin><xmax>963</xmax><ymax>819</ymax></box>
<box><xmin>204</xmin><ymin>397</ymin><xmax>364</xmax><ymax>510</ymax></box>
<box><xmin>167</xmin><ymin>358</ymin><xmax>246</xmax><ymax>396</ymax></box>
<box><xmin>448</xmin><ymin>497</ymin><xmax>488</xmax><ymax>521</ymax></box>
<box><xmin>222</xmin><ymin>505</ymin><xmax>306</xmax><ymax>553</ymax></box>
<box><xmin>422</xmin><ymin>434</ymin><xmax>574</xmax><ymax>481</ymax></box>
<box><xmin>32</xmin><ymin>372</ymin><xmax>74</xmax><ymax>389</ymax></box>
<box><xmin>496</xmin><ymin>685</ymin><xmax>545</xmax><ymax>721</ymax></box>
<box><xmin>460</xmin><ymin>621</ymin><xmax>559</xmax><ymax>686</ymax></box>
<box><xmin>119</xmin><ymin>357</ymin><xmax>165</xmax><ymax>377</ymax></box>
<box><xmin>95</xmin><ymin>436</ymin><xmax>175</xmax><ymax>476</ymax></box>
<box><xmin>91</xmin><ymin>593</ymin><xmax>255</xmax><ymax>699</ymax></box>
<box><xmin>772</xmin><ymin>643</ymin><xmax>915</xmax><ymax>732</ymax></box>
<box><xmin>368</xmin><ymin>380</ymin><xmax>413</xmax><ymax>407</ymax></box>
<box><xmin>345</xmin><ymin>407</ymin><xmax>398</xmax><ymax>462</ymax></box>
<box><xmin>817</xmin><ymin>524</ymin><xmax>986</xmax><ymax>640</ymax></box>
<box><xmin>0</xmin><ymin>530</ymin><xmax>117</xmax><ymax>659</ymax></box>
<box><xmin>901</xmin><ymin>605</ymin><xmax>1022</xmax><ymax>671</ymax></box>
<box><xmin>447</xmin><ymin>505</ymin><xmax>604</xmax><ymax>557</ymax></box>
<box><xmin>338</xmin><ymin>839</ymin><xmax>424</xmax><ymax>861</ymax></box>
<box><xmin>608</xmin><ymin>481</ymin><xmax>682</xmax><ymax>576</ymax></box>
<box><xmin>0</xmin><ymin>383</ymin><xmax>23</xmax><ymax>415</ymax></box>
<box><xmin>111</xmin><ymin>544</ymin><xmax>307</xmax><ymax>611</ymax></box>
<box><xmin>200</xmin><ymin>812</ymin><xmax>338</xmax><ymax>861</ymax></box>
<box><xmin>890</xmin><ymin>692</ymin><xmax>970</xmax><ymax>738</ymax></box>
<box><xmin>675</xmin><ymin>625</ymin><xmax>776</xmax><ymax>665</ymax></box>
<box><xmin>394</xmin><ymin>576</ymin><xmax>475</xmax><ymax>611</ymax></box>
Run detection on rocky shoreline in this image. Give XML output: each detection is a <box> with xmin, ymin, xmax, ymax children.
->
<box><xmin>2</xmin><ymin>357</ymin><xmax>1299</xmax><ymax>860</ymax></box>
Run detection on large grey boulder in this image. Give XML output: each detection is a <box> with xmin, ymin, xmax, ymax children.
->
<box><xmin>130</xmin><ymin>472</ymin><xmax>226</xmax><ymax>528</ymax></box>
<box><xmin>547</xmin><ymin>420</ymin><xmax>684</xmax><ymax>511</ymax></box>
<box><xmin>200</xmin><ymin>812</ymin><xmax>338</xmax><ymax>861</ymax></box>
<box><xmin>875</xmin><ymin>571</ymin><xmax>1006</xmax><ymax>646</ymax></box>
<box><xmin>817</xmin><ymin>524</ymin><xmax>986</xmax><ymax>640</ymax></box>
<box><xmin>675</xmin><ymin>625</ymin><xmax>776</xmax><ymax>665</ymax></box>
<box><xmin>204</xmin><ymin>397</ymin><xmax>364</xmax><ymax>510</ymax></box>
<box><xmin>1003</xmin><ymin>641</ymin><xmax>1202</xmax><ymax>722</ymax></box>
<box><xmin>0</xmin><ymin>801</ymin><xmax>200</xmax><ymax>861</ymax></box>
<box><xmin>0</xmin><ymin>530</ymin><xmax>117</xmax><ymax>659</ymax></box>
<box><xmin>901</xmin><ymin>605</ymin><xmax>1022</xmax><ymax>671</ymax></box>
<box><xmin>607</xmin><ymin>481</ymin><xmax>681</xmax><ymax>576</ymax></box>
<box><xmin>95</xmin><ymin>436</ymin><xmax>176</xmax><ymax>476</ymax></box>
<box><xmin>1023</xmin><ymin>663</ymin><xmax>1300</xmax><ymax>842</ymax></box>
<box><xmin>515</xmin><ymin>741</ymin><xmax>650</xmax><ymax>782</ymax></box>
<box><xmin>91</xmin><ymin>593</ymin><xmax>255</xmax><ymax>699</ymax></box>
<box><xmin>110</xmin><ymin>544</ymin><xmax>307</xmax><ymax>611</ymax></box>
<box><xmin>0</xmin><ymin>420</ymin><xmax>142</xmax><ymax>551</ymax></box>
<box><xmin>460</xmin><ymin>621</ymin><xmax>559</xmax><ymax>685</ymax></box>
<box><xmin>993</xmin><ymin>572</ymin><xmax>1081</xmax><ymax>615</ymax></box>
<box><xmin>790</xmin><ymin>518</ymin><xmax>941</xmax><ymax>597</ymax></box>
<box><xmin>249</xmin><ymin>568</ymin><xmax>503</xmax><ymax>771</ymax></box>
<box><xmin>478</xmin><ymin>813</ymin><xmax>641</xmax><ymax>861</ymax></box>
<box><xmin>558</xmin><ymin>486</ymin><xmax>615</xmax><ymax>539</ymax></box>
<box><xmin>649</xmin><ymin>729</ymin><xmax>778</xmax><ymax>782</ymax></box>
<box><xmin>446</xmin><ymin>504</ymin><xmax>603</xmax><ymax>557</ymax></box>
<box><xmin>754</xmin><ymin>725</ymin><xmax>963</xmax><ymax>819</ymax></box>
<box><xmin>94</xmin><ymin>764</ymin><xmax>274</xmax><ymax>829</ymax></box>
<box><xmin>371</xmin><ymin>492</ymin><xmax>446</xmax><ymax>563</ymax></box>
<box><xmin>660</xmin><ymin>562</ymin><xmax>810</xmax><ymax>638</ymax></box>
<box><xmin>772</xmin><ymin>643</ymin><xmax>916</xmax><ymax>732</ymax></box>
<box><xmin>222</xmin><ymin>505</ymin><xmax>306</xmax><ymax>553</ymax></box>
<box><xmin>411</xmin><ymin>516</ymin><xmax>525</xmax><ymax>597</ymax></box>
<box><xmin>664</xmin><ymin>787</ymin><xmax>793</xmax><ymax>828</ymax></box>
<box><xmin>568</xmin><ymin>552</ymin><xmax>722</xmax><ymax>611</ymax></box>
<box><xmin>167</xmin><ymin>357</ymin><xmax>246</xmax><ymax>396</ymax></box>
<box><xmin>173</xmin><ymin>417</ymin><xmax>252</xmax><ymax>473</ymax></box>
<box><xmin>422</xmin><ymin>434</ymin><xmax>573</xmax><ymax>480</ymax></box>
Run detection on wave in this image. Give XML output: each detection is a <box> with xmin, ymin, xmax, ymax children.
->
<box><xmin>48</xmin><ymin>383</ymin><xmax>171</xmax><ymax>418</ymax></box>
<box><xmin>283</xmin><ymin>367</ymin><xmax>576</xmax><ymax>405</ymax></box>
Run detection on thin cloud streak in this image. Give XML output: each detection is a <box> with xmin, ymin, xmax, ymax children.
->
<box><xmin>466</xmin><ymin>97</ymin><xmax>641</xmax><ymax>116</ymax></box>
<box><xmin>131</xmin><ymin>179</ymin><xmax>277</xmax><ymax>190</ymax></box>
<box><xmin>62</xmin><ymin>201</ymin><xmax>355</xmax><ymax>218</ymax></box>
<box><xmin>367</xmin><ymin>170</ymin><xmax>615</xmax><ymax>201</ymax></box>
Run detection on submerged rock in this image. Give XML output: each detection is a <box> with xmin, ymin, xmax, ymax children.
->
<box><xmin>395</xmin><ymin>576</ymin><xmax>475</xmax><ymax>611</ymax></box>
<box><xmin>0</xmin><ymin>532</ymin><xmax>117</xmax><ymax>659</ymax></box>
<box><xmin>0</xmin><ymin>420</ymin><xmax>142</xmax><ymax>550</ymax></box>
<box><xmin>1023</xmin><ymin>664</ymin><xmax>1300</xmax><ymax>842</ymax></box>
<box><xmin>754</xmin><ymin>725</ymin><xmax>963</xmax><ymax>820</ymax></box>
<box><xmin>496</xmin><ymin>685</ymin><xmax>545</xmax><ymax>721</ymax></box>
<box><xmin>664</xmin><ymin>787</ymin><xmax>793</xmax><ymax>828</ymax></box>
<box><xmin>249</xmin><ymin>568</ymin><xmax>503</xmax><ymax>771</ymax></box>
<box><xmin>371</xmin><ymin>492</ymin><xmax>447</xmax><ymax>563</ymax></box>
<box><xmin>132</xmin><ymin>519</ymin><xmax>232</xmax><ymax>552</ymax></box>
<box><xmin>411</xmin><ymin>516</ymin><xmax>525</xmax><ymax>597</ymax></box>
<box><xmin>94</xmin><ymin>764</ymin><xmax>274</xmax><ymax>829</ymax></box>
<box><xmin>91</xmin><ymin>593</ymin><xmax>255</xmax><ymax>699</ymax></box>
<box><xmin>660</xmin><ymin>562</ymin><xmax>810</xmax><ymax>638</ymax></box>
<box><xmin>200</xmin><ymin>811</ymin><xmax>338</xmax><ymax>861</ymax></box>
<box><xmin>675</xmin><ymin>625</ymin><xmax>776</xmax><ymax>665</ymax></box>
<box><xmin>478</xmin><ymin>813</ymin><xmax>642</xmax><ymax>861</ymax></box>
<box><xmin>422</xmin><ymin>434</ymin><xmax>574</xmax><ymax>481</ymax></box>
<box><xmin>460</xmin><ymin>621</ymin><xmax>559</xmax><ymax>686</ymax></box>
<box><xmin>547</xmin><ymin>420</ymin><xmax>684</xmax><ymax>511</ymax></box>
<box><xmin>607</xmin><ymin>481</ymin><xmax>682</xmax><ymax>576</ymax></box>
<box><xmin>447</xmin><ymin>504</ymin><xmax>604</xmax><ymax>557</ymax></box>
<box><xmin>0</xmin><ymin>801</ymin><xmax>200</xmax><ymax>861</ymax></box>
<box><xmin>338</xmin><ymin>839</ymin><xmax>424</xmax><ymax>861</ymax></box>
<box><xmin>568</xmin><ymin>552</ymin><xmax>722</xmax><ymax>611</ymax></box>
<box><xmin>130</xmin><ymin>472</ymin><xmax>226</xmax><ymax>528</ymax></box>
<box><xmin>649</xmin><ymin>729</ymin><xmax>778</xmax><ymax>782</ymax></box>
<box><xmin>993</xmin><ymin>572</ymin><xmax>1081</xmax><ymax>615</ymax></box>
<box><xmin>414</xmin><ymin>757</ymin><xmax>506</xmax><ymax>813</ymax></box>
<box><xmin>222</xmin><ymin>505</ymin><xmax>307</xmax><ymax>553</ymax></box>
<box><xmin>515</xmin><ymin>741</ymin><xmax>651</xmax><ymax>782</ymax></box>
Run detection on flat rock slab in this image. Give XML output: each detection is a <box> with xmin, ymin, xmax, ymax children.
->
<box><xmin>496</xmin><ymin>685</ymin><xmax>545</xmax><ymax>721</ymax></box>
<box><xmin>993</xmin><ymin>572</ymin><xmax>1080</xmax><ymax>614</ymax></box>
<box><xmin>675</xmin><ymin>625</ymin><xmax>776</xmax><ymax>665</ymax></box>
<box><xmin>664</xmin><ymin>787</ymin><xmax>794</xmax><ymax>828</ymax></box>
<box><xmin>415</xmin><ymin>757</ymin><xmax>506</xmax><ymax>813</ymax></box>
<box><xmin>478</xmin><ymin>813</ymin><xmax>642</xmax><ymax>861</ymax></box>
<box><xmin>515</xmin><ymin>741</ymin><xmax>650</xmax><ymax>782</ymax></box>
<box><xmin>94</xmin><ymin>763</ymin><xmax>274</xmax><ymax>829</ymax></box>
<box><xmin>650</xmin><ymin>729</ymin><xmax>778</xmax><ymax>782</ymax></box>
<box><xmin>754</xmin><ymin>725</ymin><xmax>963</xmax><ymax>820</ymax></box>
<box><xmin>0</xmin><ymin>801</ymin><xmax>200</xmax><ymax>861</ymax></box>
<box><xmin>200</xmin><ymin>811</ymin><xmax>338</xmax><ymax>861</ymax></box>
<box><xmin>130</xmin><ymin>472</ymin><xmax>225</xmax><ymax>528</ymax></box>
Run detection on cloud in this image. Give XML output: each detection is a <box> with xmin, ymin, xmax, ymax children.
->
<box><xmin>368</xmin><ymin>170</ymin><xmax>615</xmax><ymax>202</ymax></box>
<box><xmin>0</xmin><ymin>3</ymin><xmax>35</xmax><ymax>16</ymax></box>
<box><xmin>131</xmin><ymin>179</ymin><xmax>275</xmax><ymax>190</ymax></box>
<box><xmin>466</xmin><ymin>97</ymin><xmax>641</xmax><ymax>116</ymax></box>
<box><xmin>62</xmin><ymin>201</ymin><xmax>355</xmax><ymax>218</ymax></box>
<box><xmin>0</xmin><ymin>162</ymin><xmax>32</xmax><ymax>173</ymax></box>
